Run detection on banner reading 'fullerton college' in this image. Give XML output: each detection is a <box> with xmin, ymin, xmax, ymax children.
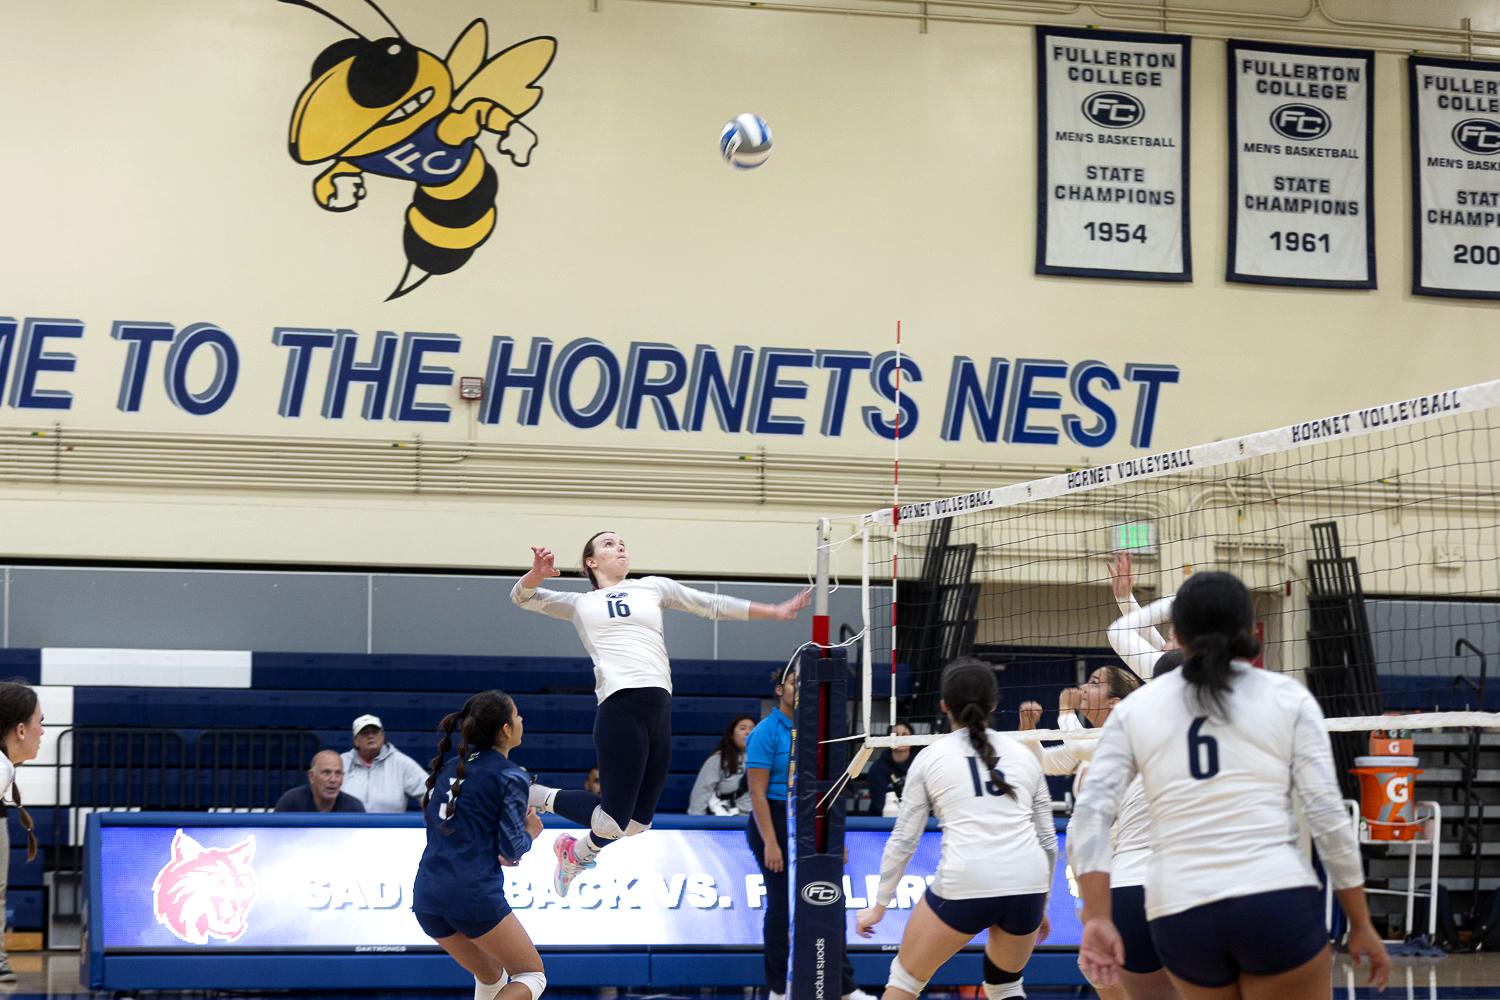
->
<box><xmin>1036</xmin><ymin>27</ymin><xmax>1191</xmax><ymax>282</ymax></box>
<box><xmin>1227</xmin><ymin>41</ymin><xmax>1375</xmax><ymax>288</ymax></box>
<box><xmin>1410</xmin><ymin>56</ymin><xmax>1500</xmax><ymax>300</ymax></box>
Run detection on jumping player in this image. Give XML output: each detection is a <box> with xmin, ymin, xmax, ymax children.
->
<box><xmin>855</xmin><ymin>658</ymin><xmax>1055</xmax><ymax>1000</ymax></box>
<box><xmin>413</xmin><ymin>691</ymin><xmax>547</xmax><ymax>1000</ymax></box>
<box><xmin>513</xmin><ymin>532</ymin><xmax>808</xmax><ymax>894</ymax></box>
<box><xmin>1071</xmin><ymin>572</ymin><xmax>1391</xmax><ymax>998</ymax></box>
<box><xmin>1105</xmin><ymin>553</ymin><xmax>1177</xmax><ymax>679</ymax></box>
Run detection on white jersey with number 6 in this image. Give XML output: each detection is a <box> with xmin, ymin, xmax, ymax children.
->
<box><xmin>1070</xmin><ymin>661</ymin><xmax>1364</xmax><ymax>920</ymax></box>
<box><xmin>511</xmin><ymin>577</ymin><xmax>750</xmax><ymax>703</ymax></box>
<box><xmin>875</xmin><ymin>728</ymin><xmax>1056</xmax><ymax>906</ymax></box>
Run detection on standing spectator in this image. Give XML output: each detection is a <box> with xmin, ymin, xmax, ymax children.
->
<box><xmin>275</xmin><ymin>750</ymin><xmax>365</xmax><ymax>813</ymax></box>
<box><xmin>0</xmin><ymin>683</ymin><xmax>43</xmax><ymax>984</ymax></box>
<box><xmin>341</xmin><ymin>714</ymin><xmax>430</xmax><ymax>813</ymax></box>
<box><xmin>746</xmin><ymin>668</ymin><xmax>870</xmax><ymax>1000</ymax></box>
<box><xmin>689</xmin><ymin>714</ymin><xmax>755</xmax><ymax>815</ymax></box>
<box><xmin>584</xmin><ymin>766</ymin><xmax>601</xmax><ymax>797</ymax></box>
<box><xmin>864</xmin><ymin>722</ymin><xmax>919</xmax><ymax>816</ymax></box>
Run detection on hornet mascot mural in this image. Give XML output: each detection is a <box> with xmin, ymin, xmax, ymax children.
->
<box><xmin>280</xmin><ymin>0</ymin><xmax>556</xmax><ymax>299</ymax></box>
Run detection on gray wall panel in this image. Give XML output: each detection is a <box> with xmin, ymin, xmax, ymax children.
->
<box><xmin>7</xmin><ymin>568</ymin><xmax>367</xmax><ymax>652</ymax></box>
<box><xmin>1368</xmin><ymin>599</ymin><xmax>1500</xmax><ymax>675</ymax></box>
<box><xmin>371</xmin><ymin>575</ymin><xmax>583</xmax><ymax>657</ymax></box>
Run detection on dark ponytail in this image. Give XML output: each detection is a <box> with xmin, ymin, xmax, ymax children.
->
<box><xmin>1171</xmin><ymin>572</ymin><xmax>1260</xmax><ymax>720</ymax></box>
<box><xmin>940</xmin><ymin>658</ymin><xmax>1015</xmax><ymax>801</ymax></box>
<box><xmin>0</xmin><ymin>683</ymin><xmax>38</xmax><ymax>861</ymax></box>
<box><xmin>422</xmin><ymin>690</ymin><xmax>517</xmax><ymax>833</ymax></box>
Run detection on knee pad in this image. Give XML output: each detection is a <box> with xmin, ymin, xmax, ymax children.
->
<box><xmin>624</xmin><ymin>819</ymin><xmax>651</xmax><ymax>837</ymax></box>
<box><xmin>983</xmin><ymin>954</ymin><xmax>1021</xmax><ymax>985</ymax></box>
<box><xmin>474</xmin><ymin>972</ymin><xmax>508</xmax><ymax>1000</ymax></box>
<box><xmin>982</xmin><ymin>977</ymin><xmax>1025</xmax><ymax>1000</ymax></box>
<box><xmin>510</xmin><ymin>970</ymin><xmax>546</xmax><ymax>1000</ymax></box>
<box><xmin>589</xmin><ymin>805</ymin><xmax>625</xmax><ymax>841</ymax></box>
<box><xmin>886</xmin><ymin>957</ymin><xmax>929</xmax><ymax>998</ymax></box>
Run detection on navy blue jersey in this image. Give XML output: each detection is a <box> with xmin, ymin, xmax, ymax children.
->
<box><xmin>350</xmin><ymin>118</ymin><xmax>475</xmax><ymax>185</ymax></box>
<box><xmin>412</xmin><ymin>748</ymin><xmax>531</xmax><ymax>920</ymax></box>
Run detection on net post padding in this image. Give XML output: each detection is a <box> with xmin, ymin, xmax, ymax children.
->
<box><xmin>788</xmin><ymin>645</ymin><xmax>848</xmax><ymax>1000</ymax></box>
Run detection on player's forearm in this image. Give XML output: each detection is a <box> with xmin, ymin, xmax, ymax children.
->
<box><xmin>1078</xmin><ymin>872</ymin><xmax>1113</xmax><ymax>923</ymax></box>
<box><xmin>747</xmin><ymin>769</ymin><xmax>776</xmax><ymax>842</ymax></box>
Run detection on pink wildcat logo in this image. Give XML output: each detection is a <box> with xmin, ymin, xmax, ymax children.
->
<box><xmin>151</xmin><ymin>831</ymin><xmax>258</xmax><ymax>944</ymax></box>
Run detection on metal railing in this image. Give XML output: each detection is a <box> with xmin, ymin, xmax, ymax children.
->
<box><xmin>49</xmin><ymin>726</ymin><xmax>323</xmax><ymax>921</ymax></box>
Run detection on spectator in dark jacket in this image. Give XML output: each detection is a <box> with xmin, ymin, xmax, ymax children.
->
<box><xmin>275</xmin><ymin>750</ymin><xmax>366</xmax><ymax>813</ymax></box>
<box><xmin>864</xmin><ymin>723</ymin><xmax>919</xmax><ymax>815</ymax></box>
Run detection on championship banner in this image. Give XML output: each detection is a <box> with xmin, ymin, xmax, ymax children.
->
<box><xmin>1036</xmin><ymin>26</ymin><xmax>1191</xmax><ymax>282</ymax></box>
<box><xmin>1410</xmin><ymin>56</ymin><xmax>1500</xmax><ymax>299</ymax></box>
<box><xmin>1227</xmin><ymin>41</ymin><xmax>1375</xmax><ymax>288</ymax></box>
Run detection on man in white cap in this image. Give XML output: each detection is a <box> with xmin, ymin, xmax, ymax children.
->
<box><xmin>340</xmin><ymin>714</ymin><xmax>430</xmax><ymax>813</ymax></box>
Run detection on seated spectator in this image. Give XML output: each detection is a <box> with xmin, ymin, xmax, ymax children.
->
<box><xmin>585</xmin><ymin>765</ymin><xmax>601</xmax><ymax>797</ymax></box>
<box><xmin>340</xmin><ymin>714</ymin><xmax>430</xmax><ymax>813</ymax></box>
<box><xmin>274</xmin><ymin>750</ymin><xmax>366</xmax><ymax>813</ymax></box>
<box><xmin>864</xmin><ymin>722</ymin><xmax>919</xmax><ymax>816</ymax></box>
<box><xmin>688</xmin><ymin>713</ymin><xmax>755</xmax><ymax>815</ymax></box>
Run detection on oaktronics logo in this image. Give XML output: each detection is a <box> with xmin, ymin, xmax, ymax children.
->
<box><xmin>1082</xmin><ymin>92</ymin><xmax>1145</xmax><ymax>129</ymax></box>
<box><xmin>151</xmin><ymin>831</ymin><xmax>258</xmax><ymax>945</ymax></box>
<box><xmin>1270</xmin><ymin>104</ymin><xmax>1331</xmax><ymax>141</ymax></box>
<box><xmin>1452</xmin><ymin>118</ymin><xmax>1500</xmax><ymax>156</ymax></box>
<box><xmin>801</xmin><ymin>881</ymin><xmax>842</xmax><ymax>905</ymax></box>
<box><xmin>280</xmin><ymin>0</ymin><xmax>557</xmax><ymax>299</ymax></box>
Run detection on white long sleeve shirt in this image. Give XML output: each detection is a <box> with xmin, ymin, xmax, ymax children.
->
<box><xmin>1070</xmin><ymin>662</ymin><xmax>1364</xmax><ymax>920</ymax></box>
<box><xmin>510</xmin><ymin>577</ymin><xmax>751</xmax><ymax>702</ymax></box>
<box><xmin>1106</xmin><ymin>595</ymin><xmax>1174</xmax><ymax>679</ymax></box>
<box><xmin>876</xmin><ymin>729</ymin><xmax>1056</xmax><ymax>905</ymax></box>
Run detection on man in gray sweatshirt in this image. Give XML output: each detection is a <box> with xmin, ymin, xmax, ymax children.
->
<box><xmin>339</xmin><ymin>714</ymin><xmax>430</xmax><ymax>813</ymax></box>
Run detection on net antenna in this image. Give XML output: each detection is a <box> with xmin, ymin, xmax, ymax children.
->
<box><xmin>825</xmin><ymin>378</ymin><xmax>1500</xmax><ymax>812</ymax></box>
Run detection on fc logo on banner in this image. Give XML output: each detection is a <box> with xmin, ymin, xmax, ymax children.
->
<box><xmin>1452</xmin><ymin>119</ymin><xmax>1500</xmax><ymax>156</ymax></box>
<box><xmin>1081</xmin><ymin>92</ymin><xmax>1145</xmax><ymax>129</ymax></box>
<box><xmin>1270</xmin><ymin>104</ymin><xmax>1331</xmax><ymax>141</ymax></box>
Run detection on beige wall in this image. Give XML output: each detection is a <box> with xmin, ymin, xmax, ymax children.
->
<box><xmin>0</xmin><ymin>0</ymin><xmax>1497</xmax><ymax>580</ymax></box>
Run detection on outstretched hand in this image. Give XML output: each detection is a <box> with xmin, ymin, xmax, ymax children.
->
<box><xmin>1108</xmin><ymin>553</ymin><xmax>1133</xmax><ymax>600</ymax></box>
<box><xmin>530</xmin><ymin>547</ymin><xmax>561</xmax><ymax>580</ymax></box>
<box><xmin>775</xmin><ymin>589</ymin><xmax>812</xmax><ymax>622</ymax></box>
<box><xmin>1078</xmin><ymin>918</ymin><xmax>1126</xmax><ymax>988</ymax></box>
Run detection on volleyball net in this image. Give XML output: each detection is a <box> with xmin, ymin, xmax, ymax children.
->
<box><xmin>813</xmin><ymin>378</ymin><xmax>1500</xmax><ymax>788</ymax></box>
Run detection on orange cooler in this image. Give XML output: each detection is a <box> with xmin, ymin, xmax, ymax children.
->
<box><xmin>1351</xmin><ymin>755</ymin><xmax>1423</xmax><ymax>841</ymax></box>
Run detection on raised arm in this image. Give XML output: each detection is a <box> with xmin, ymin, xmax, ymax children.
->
<box><xmin>1106</xmin><ymin>596</ymin><xmax>1174</xmax><ymax>679</ymax></box>
<box><xmin>1109</xmin><ymin>553</ymin><xmax>1165</xmax><ymax>651</ymax></box>
<box><xmin>511</xmin><ymin>547</ymin><xmax>581</xmax><ymax>620</ymax></box>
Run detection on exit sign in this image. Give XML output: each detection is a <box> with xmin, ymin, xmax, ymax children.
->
<box><xmin>1113</xmin><ymin>522</ymin><xmax>1156</xmax><ymax>553</ymax></box>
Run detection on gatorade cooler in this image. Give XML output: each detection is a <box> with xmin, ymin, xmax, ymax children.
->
<box><xmin>1351</xmin><ymin>756</ymin><xmax>1423</xmax><ymax>841</ymax></box>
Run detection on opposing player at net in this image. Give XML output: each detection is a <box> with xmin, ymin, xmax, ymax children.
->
<box><xmin>513</xmin><ymin>533</ymin><xmax>809</xmax><ymax>895</ymax></box>
<box><xmin>1106</xmin><ymin>553</ymin><xmax>1176</xmax><ymax>680</ymax></box>
<box><xmin>854</xmin><ymin>658</ymin><xmax>1054</xmax><ymax>1000</ymax></box>
<box><xmin>1071</xmin><ymin>572</ymin><xmax>1390</xmax><ymax>998</ymax></box>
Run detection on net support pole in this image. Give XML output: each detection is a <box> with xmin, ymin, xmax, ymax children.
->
<box><xmin>814</xmin><ymin>517</ymin><xmax>831</xmax><ymax>648</ymax></box>
<box><xmin>788</xmin><ymin>644</ymin><xmax>848</xmax><ymax>1000</ymax></box>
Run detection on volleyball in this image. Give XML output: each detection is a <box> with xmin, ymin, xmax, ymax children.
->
<box><xmin>719</xmin><ymin>113</ymin><xmax>773</xmax><ymax>169</ymax></box>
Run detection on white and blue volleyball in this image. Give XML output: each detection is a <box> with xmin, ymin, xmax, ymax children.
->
<box><xmin>719</xmin><ymin>113</ymin><xmax>773</xmax><ymax>169</ymax></box>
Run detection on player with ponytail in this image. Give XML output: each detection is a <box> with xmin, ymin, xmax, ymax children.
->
<box><xmin>413</xmin><ymin>691</ymin><xmax>549</xmax><ymax>1000</ymax></box>
<box><xmin>1073</xmin><ymin>572</ymin><xmax>1390</xmax><ymax>998</ymax></box>
<box><xmin>855</xmin><ymin>658</ymin><xmax>1055</xmax><ymax>1000</ymax></box>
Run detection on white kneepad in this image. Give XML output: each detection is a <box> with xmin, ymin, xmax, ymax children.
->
<box><xmin>510</xmin><ymin>970</ymin><xmax>546</xmax><ymax>1000</ymax></box>
<box><xmin>624</xmin><ymin>819</ymin><xmax>651</xmax><ymax>837</ymax></box>
<box><xmin>886</xmin><ymin>958</ymin><xmax>929</xmax><ymax>998</ymax></box>
<box><xmin>983</xmin><ymin>979</ymin><xmax>1025</xmax><ymax>1000</ymax></box>
<box><xmin>589</xmin><ymin>805</ymin><xmax>625</xmax><ymax>841</ymax></box>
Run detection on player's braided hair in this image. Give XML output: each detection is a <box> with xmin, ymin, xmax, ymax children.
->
<box><xmin>941</xmin><ymin>657</ymin><xmax>1016</xmax><ymax>801</ymax></box>
<box><xmin>1171</xmin><ymin>572</ymin><xmax>1261</xmax><ymax>720</ymax></box>
<box><xmin>581</xmin><ymin>530</ymin><xmax>617</xmax><ymax>589</ymax></box>
<box><xmin>0</xmin><ymin>683</ymin><xmax>38</xmax><ymax>860</ymax></box>
<box><xmin>422</xmin><ymin>690</ymin><xmax>517</xmax><ymax>834</ymax></box>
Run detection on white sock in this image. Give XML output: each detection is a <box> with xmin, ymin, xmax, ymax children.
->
<box><xmin>475</xmin><ymin>972</ymin><xmax>508</xmax><ymax>1000</ymax></box>
<box><xmin>574</xmin><ymin>832</ymin><xmax>610</xmax><ymax>864</ymax></box>
<box><xmin>983</xmin><ymin>978</ymin><xmax>1024</xmax><ymax>1000</ymax></box>
<box><xmin>528</xmin><ymin>782</ymin><xmax>557</xmax><ymax>814</ymax></box>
